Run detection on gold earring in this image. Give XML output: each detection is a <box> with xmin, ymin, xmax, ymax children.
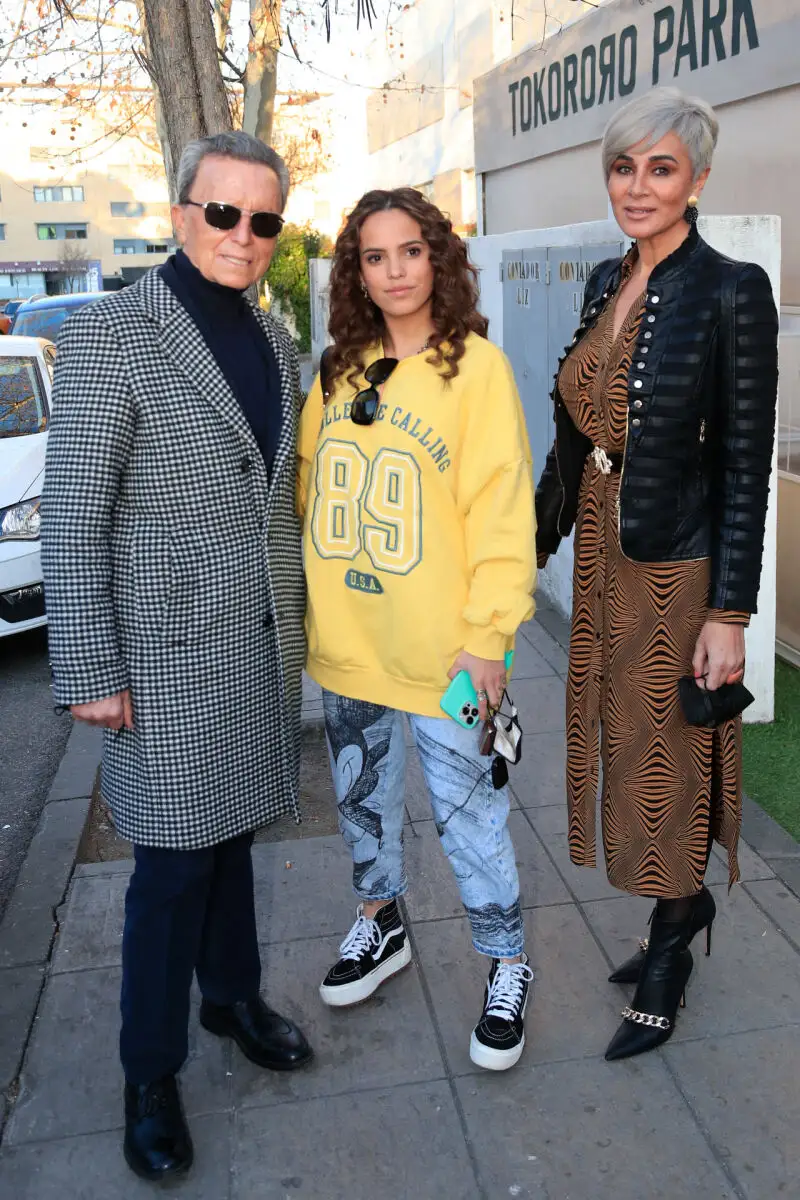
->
<box><xmin>360</xmin><ymin>280</ymin><xmax>369</xmax><ymax>297</ymax></box>
<box><xmin>685</xmin><ymin>194</ymin><xmax>699</xmax><ymax>225</ymax></box>
<box><xmin>688</xmin><ymin>195</ymin><xmax>699</xmax><ymax>207</ymax></box>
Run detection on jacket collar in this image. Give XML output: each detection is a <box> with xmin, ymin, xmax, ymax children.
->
<box><xmin>133</xmin><ymin>268</ymin><xmax>295</xmax><ymax>493</ymax></box>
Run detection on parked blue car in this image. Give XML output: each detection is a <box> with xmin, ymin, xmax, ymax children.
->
<box><xmin>10</xmin><ymin>292</ymin><xmax>107</xmax><ymax>342</ymax></box>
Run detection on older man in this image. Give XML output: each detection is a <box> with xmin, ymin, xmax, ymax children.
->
<box><xmin>41</xmin><ymin>132</ymin><xmax>311</xmax><ymax>1182</ymax></box>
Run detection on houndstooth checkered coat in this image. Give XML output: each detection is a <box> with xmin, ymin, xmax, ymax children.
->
<box><xmin>41</xmin><ymin>268</ymin><xmax>305</xmax><ymax>848</ymax></box>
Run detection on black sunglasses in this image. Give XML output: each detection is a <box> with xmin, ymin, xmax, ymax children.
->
<box><xmin>183</xmin><ymin>200</ymin><xmax>284</xmax><ymax>239</ymax></box>
<box><xmin>351</xmin><ymin>357</ymin><xmax>399</xmax><ymax>425</ymax></box>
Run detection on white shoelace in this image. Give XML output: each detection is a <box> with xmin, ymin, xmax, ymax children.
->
<box><xmin>338</xmin><ymin>909</ymin><xmax>382</xmax><ymax>962</ymax></box>
<box><xmin>484</xmin><ymin>960</ymin><xmax>535</xmax><ymax>1022</ymax></box>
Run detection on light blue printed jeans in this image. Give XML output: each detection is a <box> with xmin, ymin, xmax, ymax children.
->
<box><xmin>322</xmin><ymin>691</ymin><xmax>524</xmax><ymax>959</ymax></box>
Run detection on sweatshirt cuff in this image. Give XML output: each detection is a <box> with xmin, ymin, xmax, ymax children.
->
<box><xmin>463</xmin><ymin>624</ymin><xmax>509</xmax><ymax>661</ymax></box>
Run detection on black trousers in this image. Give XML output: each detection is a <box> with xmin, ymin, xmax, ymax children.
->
<box><xmin>120</xmin><ymin>830</ymin><xmax>261</xmax><ymax>1085</ymax></box>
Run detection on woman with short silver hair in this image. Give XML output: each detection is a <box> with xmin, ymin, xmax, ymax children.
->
<box><xmin>535</xmin><ymin>87</ymin><xmax>778</xmax><ymax>1060</ymax></box>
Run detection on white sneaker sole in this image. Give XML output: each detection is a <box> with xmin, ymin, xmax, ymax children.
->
<box><xmin>469</xmin><ymin>1031</ymin><xmax>526</xmax><ymax>1072</ymax></box>
<box><xmin>319</xmin><ymin>942</ymin><xmax>413</xmax><ymax>1008</ymax></box>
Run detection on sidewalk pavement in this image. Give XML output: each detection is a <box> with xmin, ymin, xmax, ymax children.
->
<box><xmin>1</xmin><ymin>605</ymin><xmax>800</xmax><ymax>1198</ymax></box>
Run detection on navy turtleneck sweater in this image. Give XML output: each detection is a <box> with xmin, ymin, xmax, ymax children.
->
<box><xmin>160</xmin><ymin>249</ymin><xmax>282</xmax><ymax>472</ymax></box>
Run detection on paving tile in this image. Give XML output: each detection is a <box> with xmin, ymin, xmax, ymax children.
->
<box><xmin>52</xmin><ymin>873</ymin><xmax>127</xmax><ymax>974</ymax></box>
<box><xmin>251</xmin><ymin>836</ymin><xmax>355</xmax><ymax>945</ymax></box>
<box><xmin>4</xmin><ymin>967</ymin><xmax>231</xmax><ymax>1146</ymax></box>
<box><xmin>509</xmin><ymin>634</ymin><xmax>555</xmax><ymax>680</ymax></box>
<box><xmin>415</xmin><ymin>905</ymin><xmax>621</xmax><ymax>1074</ymax></box>
<box><xmin>665</xmin><ymin>1027</ymin><xmax>800</xmax><ymax>1199</ymax></box>
<box><xmin>0</xmin><ymin>798</ymin><xmax>90</xmax><ymax>969</ymax></box>
<box><xmin>456</xmin><ymin>1054</ymin><xmax>736</xmax><ymax>1200</ymax></box>
<box><xmin>519</xmin><ymin>617</ymin><xmax>570</xmax><ymax>675</ymax></box>
<box><xmin>233</xmin><ymin>1082</ymin><xmax>478</xmax><ymax>1199</ymax></box>
<box><xmin>745</xmin><ymin>878</ymin><xmax>800</xmax><ymax>946</ymax></box>
<box><xmin>528</xmin><ymin>804</ymin><xmax>624</xmax><ymax>902</ymax></box>
<box><xmin>235</xmin><ymin>936</ymin><xmax>444</xmax><ymax>1109</ymax></box>
<box><xmin>0</xmin><ymin>1114</ymin><xmax>231</xmax><ymax>1199</ymax></box>
<box><xmin>742</xmin><ymin>794</ymin><xmax>800</xmax><ymax>859</ymax></box>
<box><xmin>403</xmin><ymin>811</ymin><xmax>569</xmax><ymax>925</ymax></box>
<box><xmin>512</xmin><ymin>730</ymin><xmax>566</xmax><ymax>808</ymax></box>
<box><xmin>710</xmin><ymin>837</ymin><xmax>774</xmax><ymax>882</ymax></box>
<box><xmin>767</xmin><ymin>856</ymin><xmax>800</xmax><ymax>899</ymax></box>
<box><xmin>584</xmin><ymin>884</ymin><xmax>800</xmax><ymax>1040</ymax></box>
<box><xmin>0</xmin><ymin>964</ymin><xmax>45</xmax><ymax>1091</ymax></box>
<box><xmin>510</xmin><ymin>675</ymin><xmax>567</xmax><ymax>734</ymax></box>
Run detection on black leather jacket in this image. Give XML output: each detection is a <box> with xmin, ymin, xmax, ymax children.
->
<box><xmin>535</xmin><ymin>227</ymin><xmax>779</xmax><ymax>613</ymax></box>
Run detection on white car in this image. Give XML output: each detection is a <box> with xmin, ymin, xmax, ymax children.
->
<box><xmin>0</xmin><ymin>335</ymin><xmax>55</xmax><ymax>637</ymax></box>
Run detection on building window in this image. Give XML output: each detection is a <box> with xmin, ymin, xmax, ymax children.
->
<box><xmin>33</xmin><ymin>185</ymin><xmax>85</xmax><ymax>203</ymax></box>
<box><xmin>110</xmin><ymin>201</ymin><xmax>146</xmax><ymax>217</ymax></box>
<box><xmin>114</xmin><ymin>238</ymin><xmax>175</xmax><ymax>256</ymax></box>
<box><xmin>37</xmin><ymin>223</ymin><xmax>88</xmax><ymax>240</ymax></box>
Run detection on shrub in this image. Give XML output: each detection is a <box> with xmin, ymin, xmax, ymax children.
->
<box><xmin>264</xmin><ymin>223</ymin><xmax>332</xmax><ymax>353</ymax></box>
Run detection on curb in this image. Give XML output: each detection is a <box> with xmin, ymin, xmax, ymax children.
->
<box><xmin>0</xmin><ymin>720</ymin><xmax>101</xmax><ymax>1136</ymax></box>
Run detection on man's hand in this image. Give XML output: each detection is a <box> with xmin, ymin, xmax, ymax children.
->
<box><xmin>71</xmin><ymin>689</ymin><xmax>134</xmax><ymax>730</ymax></box>
<box><xmin>692</xmin><ymin>622</ymin><xmax>745</xmax><ymax>692</ymax></box>
<box><xmin>449</xmin><ymin>650</ymin><xmax>507</xmax><ymax>722</ymax></box>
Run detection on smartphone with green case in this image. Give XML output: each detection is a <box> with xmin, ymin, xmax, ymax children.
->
<box><xmin>440</xmin><ymin>650</ymin><xmax>514</xmax><ymax>730</ymax></box>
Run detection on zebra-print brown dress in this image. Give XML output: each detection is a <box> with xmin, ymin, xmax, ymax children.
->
<box><xmin>558</xmin><ymin>275</ymin><xmax>745</xmax><ymax>897</ymax></box>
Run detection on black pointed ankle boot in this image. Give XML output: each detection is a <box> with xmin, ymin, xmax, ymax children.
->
<box><xmin>605</xmin><ymin>911</ymin><xmax>694</xmax><ymax>1062</ymax></box>
<box><xmin>608</xmin><ymin>885</ymin><xmax>716</xmax><ymax>984</ymax></box>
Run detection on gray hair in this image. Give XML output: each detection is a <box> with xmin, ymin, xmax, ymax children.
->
<box><xmin>176</xmin><ymin>131</ymin><xmax>290</xmax><ymax>210</ymax></box>
<box><xmin>601</xmin><ymin>87</ymin><xmax>719</xmax><ymax>182</ymax></box>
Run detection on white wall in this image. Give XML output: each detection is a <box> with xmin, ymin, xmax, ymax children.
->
<box><xmin>469</xmin><ymin>214</ymin><xmax>782</xmax><ymax>722</ymax></box>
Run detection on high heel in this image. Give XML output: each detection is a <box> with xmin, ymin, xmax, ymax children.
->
<box><xmin>605</xmin><ymin>911</ymin><xmax>694</xmax><ymax>1062</ymax></box>
<box><xmin>608</xmin><ymin>885</ymin><xmax>715</xmax><ymax>984</ymax></box>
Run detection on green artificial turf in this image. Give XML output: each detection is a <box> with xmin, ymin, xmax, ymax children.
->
<box><xmin>742</xmin><ymin>657</ymin><xmax>800</xmax><ymax>841</ymax></box>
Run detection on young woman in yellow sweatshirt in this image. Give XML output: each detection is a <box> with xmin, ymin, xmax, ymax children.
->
<box><xmin>297</xmin><ymin>188</ymin><xmax>536</xmax><ymax>1070</ymax></box>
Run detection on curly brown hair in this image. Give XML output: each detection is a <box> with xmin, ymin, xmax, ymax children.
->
<box><xmin>326</xmin><ymin>187</ymin><xmax>488</xmax><ymax>394</ymax></box>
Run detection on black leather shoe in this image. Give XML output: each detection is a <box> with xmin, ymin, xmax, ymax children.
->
<box><xmin>608</xmin><ymin>885</ymin><xmax>716</xmax><ymax>984</ymax></box>
<box><xmin>123</xmin><ymin>1074</ymin><xmax>193</xmax><ymax>1181</ymax></box>
<box><xmin>605</xmin><ymin>912</ymin><xmax>694</xmax><ymax>1062</ymax></box>
<box><xmin>199</xmin><ymin>997</ymin><xmax>313</xmax><ymax>1070</ymax></box>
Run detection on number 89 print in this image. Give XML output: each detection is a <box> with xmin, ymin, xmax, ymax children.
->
<box><xmin>310</xmin><ymin>439</ymin><xmax>423</xmax><ymax>576</ymax></box>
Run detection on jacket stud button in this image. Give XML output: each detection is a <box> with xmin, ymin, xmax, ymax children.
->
<box><xmin>633</xmin><ymin>380</ymin><xmax>643</xmax><ymax>389</ymax></box>
<box><xmin>633</xmin><ymin>399</ymin><xmax>643</xmax><ymax>409</ymax></box>
<box><xmin>644</xmin><ymin>331</ymin><xmax>652</xmax><ymax>339</ymax></box>
<box><xmin>632</xmin><ymin>418</ymin><xmax>641</xmax><ymax>427</ymax></box>
<box><xmin>240</xmin><ymin>456</ymin><xmax>252</xmax><ymax>473</ymax></box>
<box><xmin>637</xmin><ymin>361</ymin><xmax>646</xmax><ymax>369</ymax></box>
<box><xmin>647</xmin><ymin>314</ymin><xmax>656</xmax><ymax>324</ymax></box>
<box><xmin>650</xmin><ymin>295</ymin><xmax>660</xmax><ymax>304</ymax></box>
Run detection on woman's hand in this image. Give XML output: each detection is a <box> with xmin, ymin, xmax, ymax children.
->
<box><xmin>71</xmin><ymin>689</ymin><xmax>134</xmax><ymax>730</ymax></box>
<box><xmin>691</xmin><ymin>621</ymin><xmax>745</xmax><ymax>692</ymax></box>
<box><xmin>449</xmin><ymin>650</ymin><xmax>507</xmax><ymax>721</ymax></box>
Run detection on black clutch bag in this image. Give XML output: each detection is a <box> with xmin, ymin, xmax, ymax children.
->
<box><xmin>678</xmin><ymin>676</ymin><xmax>754</xmax><ymax>728</ymax></box>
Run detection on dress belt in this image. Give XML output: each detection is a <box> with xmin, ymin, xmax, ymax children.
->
<box><xmin>591</xmin><ymin>446</ymin><xmax>624</xmax><ymax>475</ymax></box>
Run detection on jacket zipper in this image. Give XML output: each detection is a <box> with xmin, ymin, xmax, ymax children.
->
<box><xmin>616</xmin><ymin>413</ymin><xmax>630</xmax><ymax>560</ymax></box>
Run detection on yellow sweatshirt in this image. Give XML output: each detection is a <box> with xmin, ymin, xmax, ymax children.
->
<box><xmin>297</xmin><ymin>332</ymin><xmax>536</xmax><ymax>717</ymax></box>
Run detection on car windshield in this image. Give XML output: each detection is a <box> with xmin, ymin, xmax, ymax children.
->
<box><xmin>12</xmin><ymin>306</ymin><xmax>73</xmax><ymax>341</ymax></box>
<box><xmin>0</xmin><ymin>357</ymin><xmax>47</xmax><ymax>438</ymax></box>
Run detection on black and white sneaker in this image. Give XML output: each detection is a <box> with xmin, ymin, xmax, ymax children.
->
<box><xmin>469</xmin><ymin>955</ymin><xmax>534</xmax><ymax>1071</ymax></box>
<box><xmin>319</xmin><ymin>900</ymin><xmax>412</xmax><ymax>1008</ymax></box>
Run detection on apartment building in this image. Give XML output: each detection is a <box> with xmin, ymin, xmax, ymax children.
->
<box><xmin>0</xmin><ymin>95</ymin><xmax>176</xmax><ymax>300</ymax></box>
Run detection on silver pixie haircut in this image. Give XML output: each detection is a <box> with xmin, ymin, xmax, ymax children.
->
<box><xmin>176</xmin><ymin>131</ymin><xmax>290</xmax><ymax>210</ymax></box>
<box><xmin>601</xmin><ymin>87</ymin><xmax>719</xmax><ymax>182</ymax></box>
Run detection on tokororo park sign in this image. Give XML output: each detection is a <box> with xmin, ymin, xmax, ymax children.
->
<box><xmin>474</xmin><ymin>0</ymin><xmax>800</xmax><ymax>174</ymax></box>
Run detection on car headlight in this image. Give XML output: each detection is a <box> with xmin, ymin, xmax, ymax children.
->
<box><xmin>0</xmin><ymin>498</ymin><xmax>42</xmax><ymax>541</ymax></box>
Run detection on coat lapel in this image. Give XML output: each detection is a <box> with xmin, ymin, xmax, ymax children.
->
<box><xmin>249</xmin><ymin>303</ymin><xmax>297</xmax><ymax>491</ymax></box>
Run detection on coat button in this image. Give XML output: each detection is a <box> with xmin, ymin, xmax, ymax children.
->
<box><xmin>632</xmin><ymin>417</ymin><xmax>641</xmax><ymax>427</ymax></box>
<box><xmin>634</xmin><ymin>379</ymin><xmax>643</xmax><ymax>389</ymax></box>
<box><xmin>641</xmin><ymin>346</ymin><xmax>649</xmax><ymax>354</ymax></box>
<box><xmin>644</xmin><ymin>331</ymin><xmax>652</xmax><ymax>339</ymax></box>
<box><xmin>240</xmin><ymin>456</ymin><xmax>252</xmax><ymax>473</ymax></box>
<box><xmin>633</xmin><ymin>399</ymin><xmax>643</xmax><ymax>409</ymax></box>
<box><xmin>650</xmin><ymin>294</ymin><xmax>660</xmax><ymax>304</ymax></box>
<box><xmin>647</xmin><ymin>314</ymin><xmax>656</xmax><ymax>323</ymax></box>
<box><xmin>637</xmin><ymin>361</ymin><xmax>646</xmax><ymax>369</ymax></box>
